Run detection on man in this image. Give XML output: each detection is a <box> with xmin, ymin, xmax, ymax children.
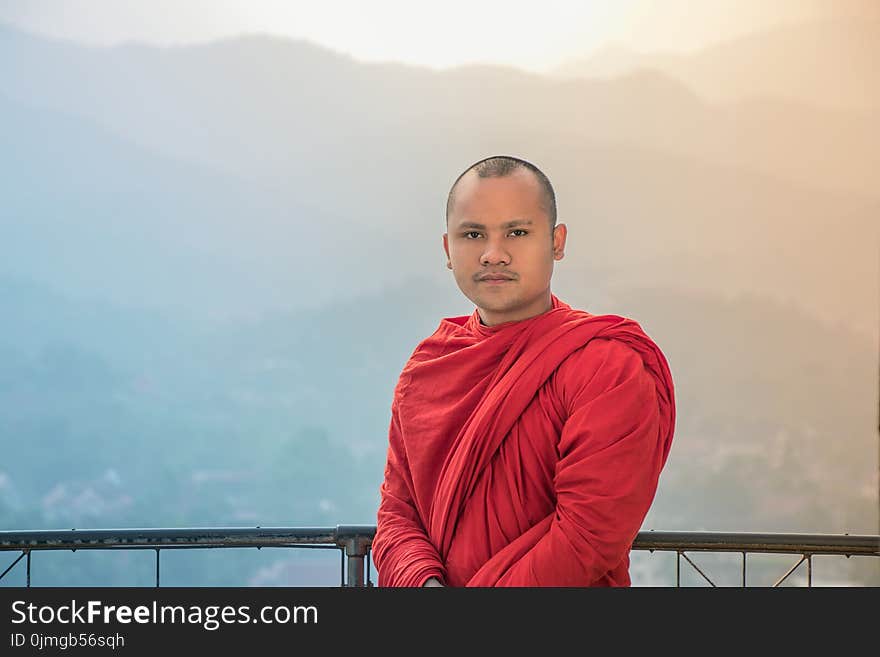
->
<box><xmin>372</xmin><ymin>155</ymin><xmax>676</xmax><ymax>587</ymax></box>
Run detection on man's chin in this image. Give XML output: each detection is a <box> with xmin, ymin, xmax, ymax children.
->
<box><xmin>473</xmin><ymin>298</ymin><xmax>521</xmax><ymax>316</ymax></box>
<box><xmin>459</xmin><ymin>286</ymin><xmax>523</xmax><ymax>313</ymax></box>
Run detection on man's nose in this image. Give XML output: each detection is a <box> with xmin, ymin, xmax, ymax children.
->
<box><xmin>480</xmin><ymin>235</ymin><xmax>511</xmax><ymax>265</ymax></box>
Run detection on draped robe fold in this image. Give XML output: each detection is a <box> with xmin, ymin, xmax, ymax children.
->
<box><xmin>372</xmin><ymin>294</ymin><xmax>676</xmax><ymax>587</ymax></box>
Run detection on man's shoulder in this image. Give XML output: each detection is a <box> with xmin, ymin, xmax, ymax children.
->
<box><xmin>392</xmin><ymin>317</ymin><xmax>468</xmax><ymax>395</ymax></box>
<box><xmin>559</xmin><ymin>336</ymin><xmax>644</xmax><ymax>376</ymax></box>
<box><xmin>542</xmin><ymin>337</ymin><xmax>654</xmax><ymax>419</ymax></box>
<box><xmin>552</xmin><ymin>335</ymin><xmax>649</xmax><ymax>404</ymax></box>
<box><xmin>406</xmin><ymin>315</ymin><xmax>471</xmax><ymax>358</ymax></box>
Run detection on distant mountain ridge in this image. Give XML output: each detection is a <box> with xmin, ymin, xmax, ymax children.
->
<box><xmin>0</xmin><ymin>22</ymin><xmax>875</xmax><ymax>200</ymax></box>
<box><xmin>552</xmin><ymin>19</ymin><xmax>880</xmax><ymax>111</ymax></box>
<box><xmin>1</xmin><ymin>24</ymin><xmax>876</xmax><ymax>336</ymax></box>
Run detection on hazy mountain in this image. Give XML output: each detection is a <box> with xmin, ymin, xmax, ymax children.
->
<box><xmin>1</xmin><ymin>274</ymin><xmax>876</xmax><ymax>585</ymax></box>
<box><xmin>1</xmin><ymin>84</ymin><xmax>876</xmax><ymax>340</ymax></box>
<box><xmin>552</xmin><ymin>19</ymin><xmax>880</xmax><ymax>111</ymax></box>
<box><xmin>0</xmin><ymin>23</ymin><xmax>876</xmax><ymax>200</ymax></box>
<box><xmin>0</xmin><ymin>91</ymin><xmax>429</xmax><ymax>320</ymax></box>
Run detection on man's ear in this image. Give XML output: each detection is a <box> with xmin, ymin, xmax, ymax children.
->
<box><xmin>553</xmin><ymin>224</ymin><xmax>567</xmax><ymax>260</ymax></box>
<box><xmin>442</xmin><ymin>233</ymin><xmax>452</xmax><ymax>268</ymax></box>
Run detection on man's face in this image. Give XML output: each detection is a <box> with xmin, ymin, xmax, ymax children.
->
<box><xmin>443</xmin><ymin>169</ymin><xmax>566</xmax><ymax>326</ymax></box>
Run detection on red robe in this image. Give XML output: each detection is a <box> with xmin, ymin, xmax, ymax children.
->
<box><xmin>372</xmin><ymin>294</ymin><xmax>676</xmax><ymax>587</ymax></box>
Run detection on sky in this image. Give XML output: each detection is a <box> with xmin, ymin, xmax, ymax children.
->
<box><xmin>1</xmin><ymin>0</ymin><xmax>877</xmax><ymax>72</ymax></box>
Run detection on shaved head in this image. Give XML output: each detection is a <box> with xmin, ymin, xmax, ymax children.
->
<box><xmin>446</xmin><ymin>155</ymin><xmax>557</xmax><ymax>229</ymax></box>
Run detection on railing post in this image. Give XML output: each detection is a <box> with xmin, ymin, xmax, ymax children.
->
<box><xmin>335</xmin><ymin>526</ymin><xmax>374</xmax><ymax>588</ymax></box>
<box><xmin>344</xmin><ymin>540</ymin><xmax>366</xmax><ymax>587</ymax></box>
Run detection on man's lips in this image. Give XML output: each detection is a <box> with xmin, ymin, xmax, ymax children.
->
<box><xmin>478</xmin><ymin>275</ymin><xmax>515</xmax><ymax>283</ymax></box>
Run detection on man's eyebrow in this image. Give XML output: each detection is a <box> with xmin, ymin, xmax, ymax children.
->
<box><xmin>457</xmin><ymin>219</ymin><xmax>534</xmax><ymax>230</ymax></box>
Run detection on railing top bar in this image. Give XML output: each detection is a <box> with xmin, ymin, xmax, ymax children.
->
<box><xmin>0</xmin><ymin>526</ymin><xmax>876</xmax><ymax>556</ymax></box>
<box><xmin>334</xmin><ymin>525</ymin><xmax>377</xmax><ymax>540</ymax></box>
<box><xmin>0</xmin><ymin>526</ymin><xmax>343</xmax><ymax>550</ymax></box>
<box><xmin>633</xmin><ymin>531</ymin><xmax>880</xmax><ymax>555</ymax></box>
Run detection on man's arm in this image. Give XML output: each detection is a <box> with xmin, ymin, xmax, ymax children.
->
<box><xmin>492</xmin><ymin>339</ymin><xmax>671</xmax><ymax>586</ymax></box>
<box><xmin>372</xmin><ymin>399</ymin><xmax>447</xmax><ymax>587</ymax></box>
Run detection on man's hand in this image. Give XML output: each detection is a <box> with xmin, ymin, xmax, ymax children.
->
<box><xmin>423</xmin><ymin>577</ymin><xmax>445</xmax><ymax>587</ymax></box>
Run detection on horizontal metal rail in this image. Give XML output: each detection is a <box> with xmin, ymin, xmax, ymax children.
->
<box><xmin>0</xmin><ymin>525</ymin><xmax>375</xmax><ymax>588</ymax></box>
<box><xmin>634</xmin><ymin>530</ymin><xmax>879</xmax><ymax>555</ymax></box>
<box><xmin>0</xmin><ymin>525</ymin><xmax>375</xmax><ymax>550</ymax></box>
<box><xmin>1</xmin><ymin>527</ymin><xmax>877</xmax><ymax>587</ymax></box>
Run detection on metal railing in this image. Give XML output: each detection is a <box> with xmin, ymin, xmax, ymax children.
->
<box><xmin>635</xmin><ymin>530</ymin><xmax>879</xmax><ymax>586</ymax></box>
<box><xmin>0</xmin><ymin>526</ymin><xmax>374</xmax><ymax>588</ymax></box>
<box><xmin>1</xmin><ymin>526</ymin><xmax>877</xmax><ymax>587</ymax></box>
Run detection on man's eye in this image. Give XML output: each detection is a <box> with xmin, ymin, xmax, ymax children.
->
<box><xmin>510</xmin><ymin>229</ymin><xmax>528</xmax><ymax>237</ymax></box>
<box><xmin>464</xmin><ymin>232</ymin><xmax>482</xmax><ymax>239</ymax></box>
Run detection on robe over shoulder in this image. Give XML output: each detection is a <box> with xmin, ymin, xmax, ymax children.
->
<box><xmin>372</xmin><ymin>294</ymin><xmax>676</xmax><ymax>587</ymax></box>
